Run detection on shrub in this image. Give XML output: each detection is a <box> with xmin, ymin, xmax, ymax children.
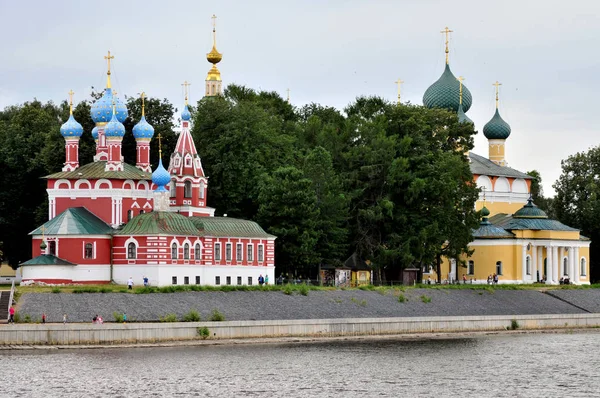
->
<box><xmin>73</xmin><ymin>287</ymin><xmax>99</xmax><ymax>293</ymax></box>
<box><xmin>299</xmin><ymin>284</ymin><xmax>309</xmax><ymax>296</ymax></box>
<box><xmin>113</xmin><ymin>312</ymin><xmax>124</xmax><ymax>322</ymax></box>
<box><xmin>510</xmin><ymin>319</ymin><xmax>520</xmax><ymax>330</ymax></box>
<box><xmin>23</xmin><ymin>314</ymin><xmax>32</xmax><ymax>323</ymax></box>
<box><xmin>51</xmin><ymin>287</ymin><xmax>61</xmax><ymax>294</ymax></box>
<box><xmin>358</xmin><ymin>285</ymin><xmax>375</xmax><ymax>291</ymax></box>
<box><xmin>98</xmin><ymin>287</ymin><xmax>111</xmax><ymax>293</ymax></box>
<box><xmin>197</xmin><ymin>326</ymin><xmax>210</xmax><ymax>339</ymax></box>
<box><xmin>160</xmin><ymin>313</ymin><xmax>178</xmax><ymax>323</ymax></box>
<box><xmin>13</xmin><ymin>313</ymin><xmax>21</xmax><ymax>323</ymax></box>
<box><xmin>209</xmin><ymin>309</ymin><xmax>225</xmax><ymax>322</ymax></box>
<box><xmin>283</xmin><ymin>284</ymin><xmax>293</xmax><ymax>295</ymax></box>
<box><xmin>420</xmin><ymin>295</ymin><xmax>431</xmax><ymax>303</ymax></box>
<box><xmin>182</xmin><ymin>310</ymin><xmax>201</xmax><ymax>322</ymax></box>
<box><xmin>398</xmin><ymin>294</ymin><xmax>406</xmax><ymax>303</ymax></box>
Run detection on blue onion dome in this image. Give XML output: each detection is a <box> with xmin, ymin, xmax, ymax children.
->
<box><xmin>457</xmin><ymin>103</ymin><xmax>473</xmax><ymax>124</ymax></box>
<box><xmin>104</xmin><ymin>110</ymin><xmax>126</xmax><ymax>137</ymax></box>
<box><xmin>132</xmin><ymin>115</ymin><xmax>155</xmax><ymax>140</ymax></box>
<box><xmin>514</xmin><ymin>198</ymin><xmax>548</xmax><ymax>219</ymax></box>
<box><xmin>483</xmin><ymin>109</ymin><xmax>511</xmax><ymax>139</ymax></box>
<box><xmin>60</xmin><ymin>114</ymin><xmax>84</xmax><ymax>138</ymax></box>
<box><xmin>90</xmin><ymin>88</ymin><xmax>128</xmax><ymax>123</ymax></box>
<box><xmin>423</xmin><ymin>64</ymin><xmax>472</xmax><ymax>112</ymax></box>
<box><xmin>92</xmin><ymin>126</ymin><xmax>99</xmax><ymax>140</ymax></box>
<box><xmin>152</xmin><ymin>159</ymin><xmax>171</xmax><ymax>191</ymax></box>
<box><xmin>181</xmin><ymin>105</ymin><xmax>191</xmax><ymax>121</ymax></box>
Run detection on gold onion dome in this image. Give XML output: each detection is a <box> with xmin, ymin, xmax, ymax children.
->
<box><xmin>207</xmin><ymin>45</ymin><xmax>222</xmax><ymax>64</ymax></box>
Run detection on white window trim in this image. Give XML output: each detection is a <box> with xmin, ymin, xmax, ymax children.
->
<box><xmin>226</xmin><ymin>243</ymin><xmax>232</xmax><ymax>261</ymax></box>
<box><xmin>258</xmin><ymin>244</ymin><xmax>264</xmax><ymax>262</ymax></box>
<box><xmin>214</xmin><ymin>243</ymin><xmax>221</xmax><ymax>261</ymax></box>
<box><xmin>247</xmin><ymin>244</ymin><xmax>253</xmax><ymax>262</ymax></box>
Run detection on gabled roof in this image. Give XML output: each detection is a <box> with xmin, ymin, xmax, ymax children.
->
<box><xmin>472</xmin><ymin>220</ymin><xmax>515</xmax><ymax>238</ymax></box>
<box><xmin>190</xmin><ymin>217</ymin><xmax>275</xmax><ymax>238</ymax></box>
<box><xmin>117</xmin><ymin>211</ymin><xmax>200</xmax><ymax>236</ymax></box>
<box><xmin>30</xmin><ymin>207</ymin><xmax>113</xmax><ymax>236</ymax></box>
<box><xmin>469</xmin><ymin>152</ymin><xmax>531</xmax><ymax>179</ymax></box>
<box><xmin>493</xmin><ymin>216</ymin><xmax>579</xmax><ymax>232</ymax></box>
<box><xmin>20</xmin><ymin>254</ymin><xmax>76</xmax><ymax>266</ymax></box>
<box><xmin>343</xmin><ymin>253</ymin><xmax>371</xmax><ymax>270</ymax></box>
<box><xmin>45</xmin><ymin>161</ymin><xmax>151</xmax><ymax>181</ymax></box>
<box><xmin>168</xmin><ymin>123</ymin><xmax>205</xmax><ymax>178</ymax></box>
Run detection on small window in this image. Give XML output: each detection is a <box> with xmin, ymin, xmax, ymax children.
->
<box><xmin>85</xmin><ymin>243</ymin><xmax>94</xmax><ymax>259</ymax></box>
<box><xmin>226</xmin><ymin>243</ymin><xmax>232</xmax><ymax>261</ymax></box>
<box><xmin>184</xmin><ymin>276</ymin><xmax>189</xmax><ymax>285</ymax></box>
<box><xmin>581</xmin><ymin>258</ymin><xmax>587</xmax><ymax>276</ymax></box>
<box><xmin>226</xmin><ymin>276</ymin><xmax>231</xmax><ymax>285</ymax></box>
<box><xmin>214</xmin><ymin>243</ymin><xmax>221</xmax><ymax>261</ymax></box>
<box><xmin>170</xmin><ymin>181</ymin><xmax>176</xmax><ymax>198</ymax></box>
<box><xmin>496</xmin><ymin>261</ymin><xmax>503</xmax><ymax>276</ymax></box>
<box><xmin>467</xmin><ymin>260</ymin><xmax>474</xmax><ymax>275</ymax></box>
<box><xmin>49</xmin><ymin>241</ymin><xmax>56</xmax><ymax>256</ymax></box>
<box><xmin>184</xmin><ymin>243</ymin><xmax>190</xmax><ymax>260</ymax></box>
<box><xmin>171</xmin><ymin>243</ymin><xmax>178</xmax><ymax>259</ymax></box>
<box><xmin>526</xmin><ymin>256</ymin><xmax>531</xmax><ymax>275</ymax></box>
<box><xmin>140</xmin><ymin>209</ymin><xmax>145</xmax><ymax>215</ymax></box>
<box><xmin>127</xmin><ymin>242</ymin><xmax>136</xmax><ymax>259</ymax></box>
<box><xmin>236</xmin><ymin>243</ymin><xmax>243</xmax><ymax>261</ymax></box>
<box><xmin>195</xmin><ymin>276</ymin><xmax>200</xmax><ymax>285</ymax></box>
<box><xmin>185</xmin><ymin>156</ymin><xmax>192</xmax><ymax>167</ymax></box>
<box><xmin>247</xmin><ymin>244</ymin><xmax>253</xmax><ymax>262</ymax></box>
<box><xmin>563</xmin><ymin>257</ymin><xmax>568</xmax><ymax>276</ymax></box>
<box><xmin>215</xmin><ymin>276</ymin><xmax>221</xmax><ymax>285</ymax></box>
<box><xmin>195</xmin><ymin>243</ymin><xmax>201</xmax><ymax>260</ymax></box>
<box><xmin>172</xmin><ymin>276</ymin><xmax>177</xmax><ymax>285</ymax></box>
<box><xmin>248</xmin><ymin>276</ymin><xmax>253</xmax><ymax>286</ymax></box>
<box><xmin>237</xmin><ymin>276</ymin><xmax>242</xmax><ymax>285</ymax></box>
<box><xmin>258</xmin><ymin>245</ymin><xmax>264</xmax><ymax>262</ymax></box>
<box><xmin>184</xmin><ymin>181</ymin><xmax>192</xmax><ymax>198</ymax></box>
<box><xmin>127</xmin><ymin>210</ymin><xmax>133</xmax><ymax>222</ymax></box>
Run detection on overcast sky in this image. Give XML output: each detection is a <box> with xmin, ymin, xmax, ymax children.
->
<box><xmin>1</xmin><ymin>0</ymin><xmax>598</xmax><ymax>196</ymax></box>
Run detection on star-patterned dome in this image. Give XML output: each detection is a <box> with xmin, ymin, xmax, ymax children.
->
<box><xmin>60</xmin><ymin>114</ymin><xmax>84</xmax><ymax>138</ymax></box>
<box><xmin>133</xmin><ymin>115</ymin><xmax>155</xmax><ymax>140</ymax></box>
<box><xmin>91</xmin><ymin>88</ymin><xmax>128</xmax><ymax>124</ymax></box>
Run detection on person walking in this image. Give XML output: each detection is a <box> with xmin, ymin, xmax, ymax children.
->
<box><xmin>123</xmin><ymin>312</ymin><xmax>127</xmax><ymax>323</ymax></box>
<box><xmin>258</xmin><ymin>274</ymin><xmax>264</xmax><ymax>286</ymax></box>
<box><xmin>143</xmin><ymin>276</ymin><xmax>149</xmax><ymax>287</ymax></box>
<box><xmin>41</xmin><ymin>313</ymin><xmax>46</xmax><ymax>324</ymax></box>
<box><xmin>63</xmin><ymin>314</ymin><xmax>67</xmax><ymax>324</ymax></box>
<box><xmin>265</xmin><ymin>275</ymin><xmax>269</xmax><ymax>286</ymax></box>
<box><xmin>8</xmin><ymin>306</ymin><xmax>15</xmax><ymax>324</ymax></box>
<box><xmin>127</xmin><ymin>277</ymin><xmax>134</xmax><ymax>290</ymax></box>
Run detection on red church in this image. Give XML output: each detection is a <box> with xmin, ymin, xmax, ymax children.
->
<box><xmin>20</xmin><ymin>53</ymin><xmax>276</xmax><ymax>287</ymax></box>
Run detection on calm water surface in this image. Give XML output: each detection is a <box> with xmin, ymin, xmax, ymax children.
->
<box><xmin>1</xmin><ymin>332</ymin><xmax>599</xmax><ymax>397</ymax></box>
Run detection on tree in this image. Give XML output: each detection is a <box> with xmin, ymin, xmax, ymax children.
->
<box><xmin>257</xmin><ymin>166</ymin><xmax>321</xmax><ymax>278</ymax></box>
<box><xmin>553</xmin><ymin>148</ymin><xmax>600</xmax><ymax>282</ymax></box>
<box><xmin>526</xmin><ymin>169</ymin><xmax>554</xmax><ymax>217</ymax></box>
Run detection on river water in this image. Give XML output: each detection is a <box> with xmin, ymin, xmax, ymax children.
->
<box><xmin>1</xmin><ymin>332</ymin><xmax>599</xmax><ymax>397</ymax></box>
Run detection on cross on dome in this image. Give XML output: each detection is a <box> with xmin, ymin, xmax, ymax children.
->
<box><xmin>104</xmin><ymin>51</ymin><xmax>114</xmax><ymax>88</ymax></box>
<box><xmin>440</xmin><ymin>26</ymin><xmax>453</xmax><ymax>64</ymax></box>
<box><xmin>394</xmin><ymin>79</ymin><xmax>404</xmax><ymax>104</ymax></box>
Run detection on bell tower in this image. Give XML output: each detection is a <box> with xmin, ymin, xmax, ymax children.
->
<box><xmin>205</xmin><ymin>14</ymin><xmax>223</xmax><ymax>97</ymax></box>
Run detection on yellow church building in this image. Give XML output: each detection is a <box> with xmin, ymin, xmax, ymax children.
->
<box><xmin>421</xmin><ymin>28</ymin><xmax>590</xmax><ymax>285</ymax></box>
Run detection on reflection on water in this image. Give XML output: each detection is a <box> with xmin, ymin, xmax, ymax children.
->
<box><xmin>2</xmin><ymin>332</ymin><xmax>599</xmax><ymax>397</ymax></box>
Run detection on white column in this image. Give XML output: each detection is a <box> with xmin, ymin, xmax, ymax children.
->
<box><xmin>568</xmin><ymin>247</ymin><xmax>575</xmax><ymax>281</ymax></box>
<box><xmin>546</xmin><ymin>245</ymin><xmax>553</xmax><ymax>284</ymax></box>
<box><xmin>575</xmin><ymin>247</ymin><xmax>580</xmax><ymax>283</ymax></box>
<box><xmin>537</xmin><ymin>246</ymin><xmax>543</xmax><ymax>282</ymax></box>
<box><xmin>552</xmin><ymin>246</ymin><xmax>560</xmax><ymax>283</ymax></box>
<box><xmin>531</xmin><ymin>245</ymin><xmax>537</xmax><ymax>282</ymax></box>
<box><xmin>521</xmin><ymin>245</ymin><xmax>527</xmax><ymax>283</ymax></box>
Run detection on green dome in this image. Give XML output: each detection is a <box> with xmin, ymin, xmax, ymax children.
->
<box><xmin>483</xmin><ymin>109</ymin><xmax>511</xmax><ymax>139</ymax></box>
<box><xmin>514</xmin><ymin>199</ymin><xmax>547</xmax><ymax>219</ymax></box>
<box><xmin>457</xmin><ymin>103</ymin><xmax>473</xmax><ymax>124</ymax></box>
<box><xmin>423</xmin><ymin>64</ymin><xmax>472</xmax><ymax>112</ymax></box>
<box><xmin>480</xmin><ymin>206</ymin><xmax>490</xmax><ymax>217</ymax></box>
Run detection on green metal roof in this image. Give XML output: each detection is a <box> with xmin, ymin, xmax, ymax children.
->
<box><xmin>45</xmin><ymin>161</ymin><xmax>152</xmax><ymax>181</ymax></box>
<box><xmin>423</xmin><ymin>64</ymin><xmax>472</xmax><ymax>112</ymax></box>
<box><xmin>457</xmin><ymin>103</ymin><xmax>473</xmax><ymax>124</ymax></box>
<box><xmin>190</xmin><ymin>216</ymin><xmax>275</xmax><ymax>238</ymax></box>
<box><xmin>514</xmin><ymin>199</ymin><xmax>548</xmax><ymax>218</ymax></box>
<box><xmin>20</xmin><ymin>254</ymin><xmax>76</xmax><ymax>266</ymax></box>
<box><xmin>494</xmin><ymin>217</ymin><xmax>579</xmax><ymax>232</ymax></box>
<box><xmin>117</xmin><ymin>211</ymin><xmax>200</xmax><ymax>236</ymax></box>
<box><xmin>483</xmin><ymin>109</ymin><xmax>511</xmax><ymax>140</ymax></box>
<box><xmin>30</xmin><ymin>207</ymin><xmax>113</xmax><ymax>236</ymax></box>
<box><xmin>472</xmin><ymin>219</ymin><xmax>514</xmax><ymax>238</ymax></box>
<box><xmin>469</xmin><ymin>152</ymin><xmax>531</xmax><ymax>179</ymax></box>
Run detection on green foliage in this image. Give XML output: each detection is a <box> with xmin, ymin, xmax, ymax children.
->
<box><xmin>113</xmin><ymin>312</ymin><xmax>124</xmax><ymax>322</ymax></box>
<box><xmin>209</xmin><ymin>309</ymin><xmax>225</xmax><ymax>322</ymax></box>
<box><xmin>51</xmin><ymin>287</ymin><xmax>61</xmax><ymax>293</ymax></box>
<box><xmin>13</xmin><ymin>313</ymin><xmax>21</xmax><ymax>323</ymax></box>
<box><xmin>73</xmin><ymin>287</ymin><xmax>100</xmax><ymax>293</ymax></box>
<box><xmin>526</xmin><ymin>170</ymin><xmax>554</xmax><ymax>217</ymax></box>
<box><xmin>510</xmin><ymin>319</ymin><xmax>520</xmax><ymax>330</ymax></box>
<box><xmin>420</xmin><ymin>295</ymin><xmax>432</xmax><ymax>303</ymax></box>
<box><xmin>197</xmin><ymin>326</ymin><xmax>210</xmax><ymax>339</ymax></box>
<box><xmin>160</xmin><ymin>313</ymin><xmax>178</xmax><ymax>323</ymax></box>
<box><xmin>182</xmin><ymin>310</ymin><xmax>201</xmax><ymax>322</ymax></box>
<box><xmin>298</xmin><ymin>283</ymin><xmax>309</xmax><ymax>296</ymax></box>
<box><xmin>283</xmin><ymin>284</ymin><xmax>293</xmax><ymax>295</ymax></box>
<box><xmin>398</xmin><ymin>293</ymin><xmax>406</xmax><ymax>303</ymax></box>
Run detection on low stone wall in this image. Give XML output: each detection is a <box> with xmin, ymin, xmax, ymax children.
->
<box><xmin>2</xmin><ymin>314</ymin><xmax>600</xmax><ymax>346</ymax></box>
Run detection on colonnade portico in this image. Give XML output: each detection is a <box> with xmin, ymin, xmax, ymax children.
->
<box><xmin>523</xmin><ymin>242</ymin><xmax>585</xmax><ymax>285</ymax></box>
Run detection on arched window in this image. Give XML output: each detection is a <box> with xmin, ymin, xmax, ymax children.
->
<box><xmin>49</xmin><ymin>241</ymin><xmax>56</xmax><ymax>256</ymax></box>
<box><xmin>170</xmin><ymin>181</ymin><xmax>176</xmax><ymax>198</ymax></box>
<box><xmin>127</xmin><ymin>242</ymin><xmax>136</xmax><ymax>259</ymax></box>
<box><xmin>184</xmin><ymin>181</ymin><xmax>192</xmax><ymax>198</ymax></box>
<box><xmin>195</xmin><ymin>243</ymin><xmax>201</xmax><ymax>260</ymax></box>
<box><xmin>496</xmin><ymin>261</ymin><xmax>503</xmax><ymax>276</ymax></box>
<box><xmin>467</xmin><ymin>260</ymin><xmax>474</xmax><ymax>275</ymax></box>
<box><xmin>140</xmin><ymin>209</ymin><xmax>145</xmax><ymax>215</ymax></box>
<box><xmin>563</xmin><ymin>257</ymin><xmax>569</xmax><ymax>276</ymax></box>
<box><xmin>85</xmin><ymin>243</ymin><xmax>93</xmax><ymax>259</ymax></box>
<box><xmin>199</xmin><ymin>181</ymin><xmax>205</xmax><ymax>199</ymax></box>
<box><xmin>526</xmin><ymin>256</ymin><xmax>531</xmax><ymax>275</ymax></box>
<box><xmin>184</xmin><ymin>243</ymin><xmax>190</xmax><ymax>260</ymax></box>
<box><xmin>581</xmin><ymin>258</ymin><xmax>587</xmax><ymax>276</ymax></box>
<box><xmin>171</xmin><ymin>243</ymin><xmax>178</xmax><ymax>259</ymax></box>
<box><xmin>127</xmin><ymin>210</ymin><xmax>133</xmax><ymax>222</ymax></box>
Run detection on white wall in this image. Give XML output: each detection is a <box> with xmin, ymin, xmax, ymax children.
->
<box><xmin>22</xmin><ymin>265</ymin><xmax>110</xmax><ymax>283</ymax></box>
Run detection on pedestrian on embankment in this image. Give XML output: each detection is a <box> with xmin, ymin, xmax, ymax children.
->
<box><xmin>8</xmin><ymin>306</ymin><xmax>15</xmax><ymax>324</ymax></box>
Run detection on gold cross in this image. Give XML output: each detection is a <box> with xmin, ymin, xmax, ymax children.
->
<box><xmin>68</xmin><ymin>89</ymin><xmax>74</xmax><ymax>114</ymax></box>
<box><xmin>104</xmin><ymin>51</ymin><xmax>114</xmax><ymax>88</ymax></box>
<box><xmin>457</xmin><ymin>76</ymin><xmax>465</xmax><ymax>105</ymax></box>
<box><xmin>394</xmin><ymin>79</ymin><xmax>404</xmax><ymax>104</ymax></box>
<box><xmin>157</xmin><ymin>132</ymin><xmax>162</xmax><ymax>157</ymax></box>
<box><xmin>140</xmin><ymin>91</ymin><xmax>146</xmax><ymax>116</ymax></box>
<box><xmin>212</xmin><ymin>14</ymin><xmax>217</xmax><ymax>45</ymax></box>
<box><xmin>440</xmin><ymin>27</ymin><xmax>453</xmax><ymax>64</ymax></box>
<box><xmin>182</xmin><ymin>81</ymin><xmax>191</xmax><ymax>105</ymax></box>
<box><xmin>493</xmin><ymin>81</ymin><xmax>502</xmax><ymax>108</ymax></box>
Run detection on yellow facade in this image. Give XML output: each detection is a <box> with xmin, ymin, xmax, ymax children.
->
<box><xmin>475</xmin><ymin>200</ymin><xmax>523</xmax><ymax>217</ymax></box>
<box><xmin>488</xmin><ymin>140</ymin><xmax>506</xmax><ymax>166</ymax></box>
